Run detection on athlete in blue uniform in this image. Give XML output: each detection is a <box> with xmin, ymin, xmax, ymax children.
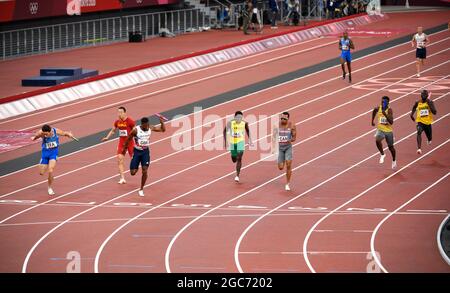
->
<box><xmin>339</xmin><ymin>31</ymin><xmax>355</xmax><ymax>83</ymax></box>
<box><xmin>32</xmin><ymin>124</ymin><xmax>76</xmax><ymax>195</ymax></box>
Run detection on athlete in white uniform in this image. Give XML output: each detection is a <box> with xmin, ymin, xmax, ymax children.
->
<box><xmin>411</xmin><ymin>26</ymin><xmax>429</xmax><ymax>77</ymax></box>
<box><xmin>122</xmin><ymin>116</ymin><xmax>166</xmax><ymax>196</ymax></box>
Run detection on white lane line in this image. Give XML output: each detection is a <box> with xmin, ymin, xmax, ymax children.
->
<box><xmin>5</xmin><ymin>48</ymin><xmax>447</xmax><ymax>221</ymax></box>
<box><xmin>20</xmin><ymin>52</ymin><xmax>450</xmax><ymax>273</ymax></box>
<box><xmin>303</xmin><ymin>141</ymin><xmax>450</xmax><ymax>273</ymax></box>
<box><xmin>406</xmin><ymin>209</ymin><xmax>447</xmax><ymax>213</ymax></box>
<box><xmin>55</xmin><ymin>201</ymin><xmax>96</xmax><ymax>206</ymax></box>
<box><xmin>169</xmin><ymin>81</ymin><xmax>450</xmax><ymax>273</ymax></box>
<box><xmin>371</xmin><ymin>172</ymin><xmax>450</xmax><ymax>273</ymax></box>
<box><xmin>2</xmin><ymin>38</ymin><xmax>326</xmax><ymax>126</ymax></box>
<box><xmin>314</xmin><ymin>230</ymin><xmax>373</xmax><ymax>233</ymax></box>
<box><xmin>0</xmin><ymin>42</ymin><xmax>448</xmax><ymax>203</ymax></box>
<box><xmin>235</xmin><ymin>113</ymin><xmax>450</xmax><ymax>273</ymax></box>
<box><xmin>2</xmin><ymin>30</ymin><xmax>447</xmax><ymax>180</ymax></box>
<box><xmin>99</xmin><ymin>75</ymin><xmax>448</xmax><ymax>273</ymax></box>
<box><xmin>2</xmin><ymin>210</ymin><xmax>447</xmax><ymax>228</ymax></box>
<box><xmin>240</xmin><ymin>251</ymin><xmax>370</xmax><ymax>255</ymax></box>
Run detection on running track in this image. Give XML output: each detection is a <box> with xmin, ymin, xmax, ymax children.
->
<box><xmin>0</xmin><ymin>18</ymin><xmax>449</xmax><ymax>273</ymax></box>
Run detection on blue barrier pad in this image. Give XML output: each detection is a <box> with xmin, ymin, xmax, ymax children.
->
<box><xmin>22</xmin><ymin>69</ymin><xmax>99</xmax><ymax>87</ymax></box>
<box><xmin>40</xmin><ymin>67</ymin><xmax>83</xmax><ymax>76</ymax></box>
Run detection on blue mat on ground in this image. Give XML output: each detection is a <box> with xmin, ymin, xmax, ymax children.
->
<box><xmin>40</xmin><ymin>67</ymin><xmax>83</xmax><ymax>77</ymax></box>
<box><xmin>22</xmin><ymin>68</ymin><xmax>98</xmax><ymax>87</ymax></box>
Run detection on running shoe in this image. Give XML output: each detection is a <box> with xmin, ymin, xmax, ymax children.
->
<box><xmin>118</xmin><ymin>178</ymin><xmax>126</xmax><ymax>184</ymax></box>
<box><xmin>234</xmin><ymin>176</ymin><xmax>240</xmax><ymax>183</ymax></box>
<box><xmin>138</xmin><ymin>190</ymin><xmax>144</xmax><ymax>197</ymax></box>
<box><xmin>285</xmin><ymin>184</ymin><xmax>290</xmax><ymax>191</ymax></box>
<box><xmin>417</xmin><ymin>149</ymin><xmax>422</xmax><ymax>155</ymax></box>
<box><xmin>48</xmin><ymin>187</ymin><xmax>55</xmax><ymax>196</ymax></box>
<box><xmin>392</xmin><ymin>161</ymin><xmax>397</xmax><ymax>170</ymax></box>
<box><xmin>379</xmin><ymin>154</ymin><xmax>386</xmax><ymax>164</ymax></box>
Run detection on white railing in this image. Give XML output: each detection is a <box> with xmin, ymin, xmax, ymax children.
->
<box><xmin>0</xmin><ymin>8</ymin><xmax>210</xmax><ymax>60</ymax></box>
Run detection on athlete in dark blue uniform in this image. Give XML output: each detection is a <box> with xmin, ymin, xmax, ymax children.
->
<box><xmin>32</xmin><ymin>124</ymin><xmax>76</xmax><ymax>195</ymax></box>
<box><xmin>339</xmin><ymin>31</ymin><xmax>355</xmax><ymax>83</ymax></box>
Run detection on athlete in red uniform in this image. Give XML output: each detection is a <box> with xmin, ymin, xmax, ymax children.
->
<box><xmin>101</xmin><ymin>106</ymin><xmax>136</xmax><ymax>184</ymax></box>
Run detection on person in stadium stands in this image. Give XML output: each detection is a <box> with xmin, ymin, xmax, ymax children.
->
<box><xmin>371</xmin><ymin>96</ymin><xmax>397</xmax><ymax>170</ymax></box>
<box><xmin>223</xmin><ymin>111</ymin><xmax>253</xmax><ymax>183</ymax></box>
<box><xmin>272</xmin><ymin>111</ymin><xmax>297</xmax><ymax>191</ymax></box>
<box><xmin>268</xmin><ymin>0</ymin><xmax>279</xmax><ymax>29</ymax></box>
<box><xmin>243</xmin><ymin>0</ymin><xmax>252</xmax><ymax>35</ymax></box>
<box><xmin>411</xmin><ymin>26</ymin><xmax>430</xmax><ymax>77</ymax></box>
<box><xmin>102</xmin><ymin>107</ymin><xmax>136</xmax><ymax>184</ymax></box>
<box><xmin>250</xmin><ymin>0</ymin><xmax>263</xmax><ymax>32</ymax></box>
<box><xmin>32</xmin><ymin>124</ymin><xmax>76</xmax><ymax>195</ymax></box>
<box><xmin>339</xmin><ymin>31</ymin><xmax>355</xmax><ymax>83</ymax></box>
<box><xmin>284</xmin><ymin>0</ymin><xmax>300</xmax><ymax>26</ymax></box>
<box><xmin>410</xmin><ymin>90</ymin><xmax>437</xmax><ymax>155</ymax></box>
<box><xmin>122</xmin><ymin>116</ymin><xmax>166</xmax><ymax>197</ymax></box>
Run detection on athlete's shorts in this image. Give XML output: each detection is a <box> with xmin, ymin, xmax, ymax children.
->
<box><xmin>278</xmin><ymin>144</ymin><xmax>293</xmax><ymax>164</ymax></box>
<box><xmin>230</xmin><ymin>141</ymin><xmax>245</xmax><ymax>157</ymax></box>
<box><xmin>40</xmin><ymin>148</ymin><xmax>58</xmax><ymax>165</ymax></box>
<box><xmin>341</xmin><ymin>50</ymin><xmax>352</xmax><ymax>63</ymax></box>
<box><xmin>375</xmin><ymin>129</ymin><xmax>394</xmax><ymax>147</ymax></box>
<box><xmin>117</xmin><ymin>139</ymin><xmax>134</xmax><ymax>156</ymax></box>
<box><xmin>130</xmin><ymin>148</ymin><xmax>150</xmax><ymax>170</ymax></box>
<box><xmin>416</xmin><ymin>48</ymin><xmax>426</xmax><ymax>59</ymax></box>
<box><xmin>417</xmin><ymin>122</ymin><xmax>432</xmax><ymax>141</ymax></box>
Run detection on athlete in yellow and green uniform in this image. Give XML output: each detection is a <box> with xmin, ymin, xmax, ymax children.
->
<box><xmin>410</xmin><ymin>90</ymin><xmax>437</xmax><ymax>155</ymax></box>
<box><xmin>371</xmin><ymin>96</ymin><xmax>397</xmax><ymax>170</ymax></box>
<box><xmin>224</xmin><ymin>111</ymin><xmax>252</xmax><ymax>182</ymax></box>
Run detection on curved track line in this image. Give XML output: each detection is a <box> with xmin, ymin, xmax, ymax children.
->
<box><xmin>16</xmin><ymin>40</ymin><xmax>445</xmax><ymax>270</ymax></box>
<box><xmin>96</xmin><ymin>67</ymin><xmax>449</xmax><ymax>273</ymax></box>
<box><xmin>233</xmin><ymin>85</ymin><xmax>449</xmax><ymax>271</ymax></box>
<box><xmin>370</xmin><ymin>172</ymin><xmax>450</xmax><ymax>273</ymax></box>
<box><xmin>302</xmin><ymin>138</ymin><xmax>450</xmax><ymax>273</ymax></box>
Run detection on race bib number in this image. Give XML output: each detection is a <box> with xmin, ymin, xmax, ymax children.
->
<box><xmin>419</xmin><ymin>109</ymin><xmax>429</xmax><ymax>117</ymax></box>
<box><xmin>417</xmin><ymin>41</ymin><xmax>425</xmax><ymax>48</ymax></box>
<box><xmin>342</xmin><ymin>45</ymin><xmax>349</xmax><ymax>50</ymax></box>
<box><xmin>379</xmin><ymin>116</ymin><xmax>388</xmax><ymax>125</ymax></box>
<box><xmin>45</xmin><ymin>141</ymin><xmax>58</xmax><ymax>149</ymax></box>
<box><xmin>119</xmin><ymin>129</ymin><xmax>128</xmax><ymax>137</ymax></box>
<box><xmin>278</xmin><ymin>135</ymin><xmax>289</xmax><ymax>143</ymax></box>
<box><xmin>253</xmin><ymin>8</ymin><xmax>258</xmax><ymax>13</ymax></box>
<box><xmin>138</xmin><ymin>139</ymin><xmax>149</xmax><ymax>146</ymax></box>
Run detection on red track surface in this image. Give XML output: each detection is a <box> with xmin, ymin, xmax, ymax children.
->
<box><xmin>0</xmin><ymin>12</ymin><xmax>449</xmax><ymax>273</ymax></box>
